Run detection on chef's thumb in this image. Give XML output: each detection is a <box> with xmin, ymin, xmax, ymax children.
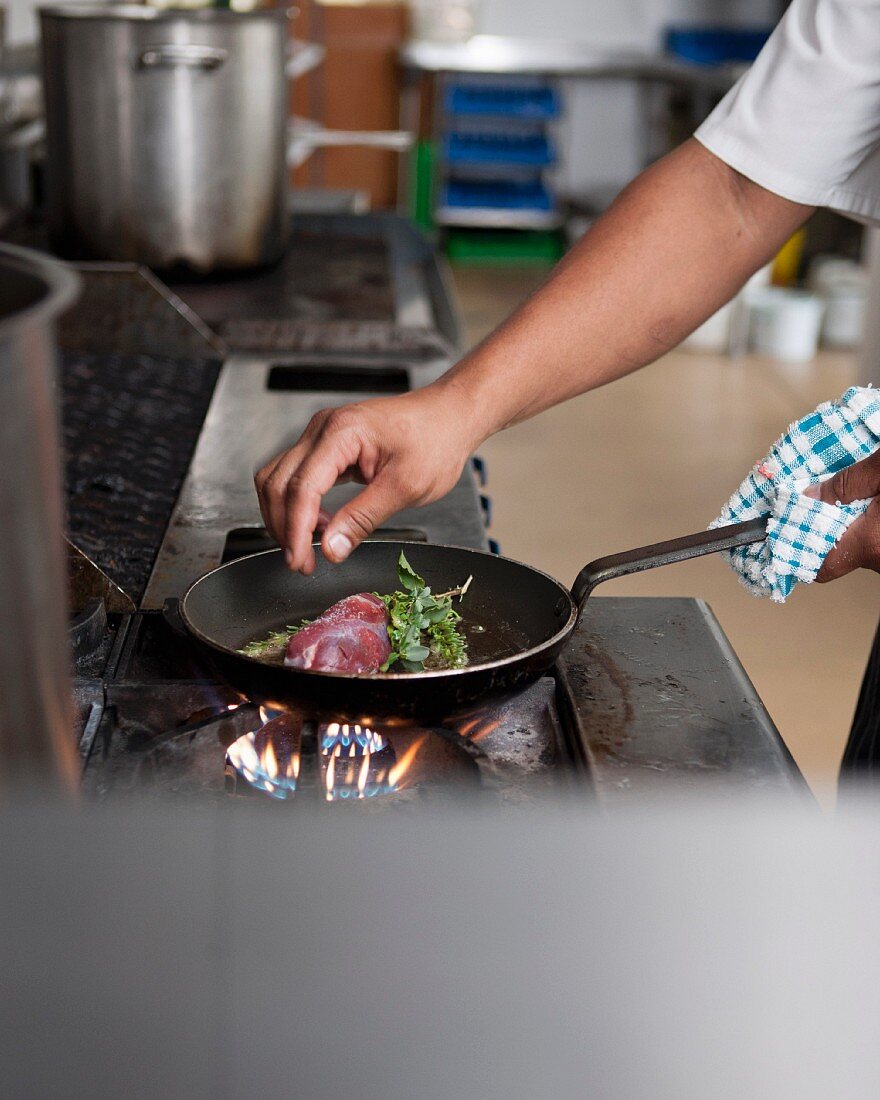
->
<box><xmin>804</xmin><ymin>450</ymin><xmax>880</xmax><ymax>507</ymax></box>
<box><xmin>322</xmin><ymin>479</ymin><xmax>403</xmax><ymax>562</ymax></box>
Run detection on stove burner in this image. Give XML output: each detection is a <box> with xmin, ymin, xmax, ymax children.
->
<box><xmin>225</xmin><ymin>713</ymin><xmax>481</xmax><ymax>806</ymax></box>
<box><xmin>320</xmin><ymin>721</ymin><xmax>388</xmax><ymax>757</ymax></box>
<box><xmin>319</xmin><ymin>725</ymin><xmax>395</xmax><ymax>803</ymax></box>
<box><xmin>226</xmin><ymin>713</ymin><xmax>302</xmax><ymax>800</ymax></box>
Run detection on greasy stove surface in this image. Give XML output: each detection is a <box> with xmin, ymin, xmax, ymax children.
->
<box><xmin>58</xmin><ymin>264</ymin><xmax>222</xmax><ymax>360</ymax></box>
<box><xmin>560</xmin><ymin>597</ymin><xmax>807</xmax><ymax>801</ymax></box>
<box><xmin>170</xmin><ymin>233</ymin><xmax>395</xmax><ymax>329</ymax></box>
<box><xmin>56</xmin><ymin>265</ymin><xmax>223</xmax><ymax>603</ymax></box>
<box><xmin>166</xmin><ymin>213</ymin><xmax>459</xmax><ymax>358</ymax></box>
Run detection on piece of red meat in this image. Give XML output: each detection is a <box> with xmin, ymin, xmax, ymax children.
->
<box><xmin>284</xmin><ymin>593</ymin><xmax>391</xmax><ymax>674</ymax></box>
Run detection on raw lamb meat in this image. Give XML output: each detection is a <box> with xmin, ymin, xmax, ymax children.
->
<box><xmin>284</xmin><ymin>593</ymin><xmax>391</xmax><ymax>674</ymax></box>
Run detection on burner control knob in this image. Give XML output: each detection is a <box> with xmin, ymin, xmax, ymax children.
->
<box><xmin>471</xmin><ymin>455</ymin><xmax>488</xmax><ymax>487</ymax></box>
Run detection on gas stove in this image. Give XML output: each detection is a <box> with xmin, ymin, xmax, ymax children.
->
<box><xmin>73</xmin><ymin>606</ymin><xmax>586</xmax><ymax>808</ymax></box>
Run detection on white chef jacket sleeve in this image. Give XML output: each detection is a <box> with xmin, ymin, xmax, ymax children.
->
<box><xmin>694</xmin><ymin>0</ymin><xmax>880</xmax><ymax>225</ymax></box>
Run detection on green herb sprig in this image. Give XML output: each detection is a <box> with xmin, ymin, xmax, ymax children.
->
<box><xmin>379</xmin><ymin>552</ymin><xmax>472</xmax><ymax>672</ymax></box>
<box><xmin>238</xmin><ymin>620</ymin><xmax>310</xmax><ymax>658</ymax></box>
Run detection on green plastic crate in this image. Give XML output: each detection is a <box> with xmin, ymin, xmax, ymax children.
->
<box><xmin>445</xmin><ymin>229</ymin><xmax>564</xmax><ymax>264</ymax></box>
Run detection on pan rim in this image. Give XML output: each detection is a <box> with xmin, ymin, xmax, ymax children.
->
<box><xmin>179</xmin><ymin>541</ymin><xmax>578</xmax><ymax>681</ymax></box>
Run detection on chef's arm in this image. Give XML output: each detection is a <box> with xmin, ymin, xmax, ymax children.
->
<box><xmin>256</xmin><ymin>138</ymin><xmax>812</xmax><ymax>574</ymax></box>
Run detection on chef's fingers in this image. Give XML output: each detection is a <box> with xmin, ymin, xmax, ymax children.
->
<box><xmin>322</xmin><ymin>471</ymin><xmax>409</xmax><ymax>562</ymax></box>
<box><xmin>254</xmin><ymin>451</ymin><xmax>287</xmax><ymax>536</ymax></box>
<box><xmin>261</xmin><ymin>449</ymin><xmax>310</xmax><ymax>554</ymax></box>
<box><xmin>258</xmin><ymin>452</ymin><xmax>362</xmax><ymax>548</ymax></box>
<box><xmin>255</xmin><ymin>411</ymin><xmax>334</xmax><ymax>549</ymax></box>
<box><xmin>805</xmin><ymin>450</ymin><xmax>880</xmax><ymax>507</ymax></box>
<box><xmin>816</xmin><ymin>499</ymin><xmax>880</xmax><ymax>583</ymax></box>
<box><xmin>283</xmin><ymin>423</ymin><xmax>366</xmax><ymax>573</ymax></box>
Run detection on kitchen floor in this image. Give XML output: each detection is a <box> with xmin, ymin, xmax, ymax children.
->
<box><xmin>451</xmin><ymin>263</ymin><xmax>878</xmax><ymax>808</ymax></box>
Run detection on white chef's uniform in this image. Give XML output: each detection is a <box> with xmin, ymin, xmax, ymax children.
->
<box><xmin>693</xmin><ymin>0</ymin><xmax>880</xmax><ymax>777</ymax></box>
<box><xmin>695</xmin><ymin>0</ymin><xmax>880</xmax><ymax>227</ymax></box>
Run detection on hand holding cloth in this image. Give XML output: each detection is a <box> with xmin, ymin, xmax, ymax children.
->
<box><xmin>712</xmin><ymin>387</ymin><xmax>880</xmax><ymax>601</ymax></box>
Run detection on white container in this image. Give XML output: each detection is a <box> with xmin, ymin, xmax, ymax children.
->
<box><xmin>683</xmin><ymin>263</ymin><xmax>773</xmax><ymax>355</ymax></box>
<box><xmin>808</xmin><ymin>254</ymin><xmax>862</xmax><ymax>295</ymax></box>
<box><xmin>683</xmin><ymin>298</ymin><xmax>735</xmax><ymax>353</ymax></box>
<box><xmin>749</xmin><ymin>287</ymin><xmax>825</xmax><ymax>363</ymax></box>
<box><xmin>823</xmin><ymin>284</ymin><xmax>867</xmax><ymax>348</ymax></box>
<box><xmin>808</xmin><ymin>255</ymin><xmax>867</xmax><ymax>348</ymax></box>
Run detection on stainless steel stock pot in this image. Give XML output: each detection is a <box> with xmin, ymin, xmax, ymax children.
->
<box><xmin>40</xmin><ymin>5</ymin><xmax>291</xmax><ymax>272</ymax></box>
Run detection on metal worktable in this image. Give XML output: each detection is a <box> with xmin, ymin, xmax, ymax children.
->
<box><xmin>400</xmin><ymin>35</ymin><xmax>746</xmax><ymax>92</ymax></box>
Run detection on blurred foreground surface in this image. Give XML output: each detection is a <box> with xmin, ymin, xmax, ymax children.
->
<box><xmin>2</xmin><ymin>791</ymin><xmax>880</xmax><ymax>1098</ymax></box>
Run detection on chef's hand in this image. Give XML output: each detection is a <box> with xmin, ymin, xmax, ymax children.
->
<box><xmin>805</xmin><ymin>451</ymin><xmax>880</xmax><ymax>581</ymax></box>
<box><xmin>255</xmin><ymin>385</ymin><xmax>480</xmax><ymax>574</ymax></box>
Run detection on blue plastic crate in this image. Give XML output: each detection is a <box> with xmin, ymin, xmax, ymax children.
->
<box><xmin>664</xmin><ymin>25</ymin><xmax>773</xmax><ymax>65</ymax></box>
<box><xmin>445</xmin><ymin>82</ymin><xmax>560</xmax><ymax>120</ymax></box>
<box><xmin>443</xmin><ymin>177</ymin><xmax>554</xmax><ymax>212</ymax></box>
<box><xmin>444</xmin><ymin>131</ymin><xmax>556</xmax><ymax>168</ymax></box>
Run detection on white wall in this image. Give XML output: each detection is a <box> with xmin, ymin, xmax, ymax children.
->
<box><xmin>477</xmin><ymin>0</ymin><xmax>778</xmax><ymax>48</ymax></box>
<box><xmin>5</xmin><ymin>0</ymin><xmax>85</xmax><ymax>44</ymax></box>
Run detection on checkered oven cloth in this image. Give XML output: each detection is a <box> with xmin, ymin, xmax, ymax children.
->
<box><xmin>710</xmin><ymin>386</ymin><xmax>880</xmax><ymax>602</ymax></box>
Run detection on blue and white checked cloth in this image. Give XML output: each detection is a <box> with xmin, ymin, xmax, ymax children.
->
<box><xmin>711</xmin><ymin>386</ymin><xmax>880</xmax><ymax>602</ymax></box>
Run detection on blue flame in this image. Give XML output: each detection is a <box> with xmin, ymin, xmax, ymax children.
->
<box><xmin>320</xmin><ymin>722</ymin><xmax>389</xmax><ymax>757</ymax></box>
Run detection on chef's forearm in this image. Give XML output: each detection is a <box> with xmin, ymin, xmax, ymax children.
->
<box><xmin>438</xmin><ymin>138</ymin><xmax>813</xmax><ymax>439</ymax></box>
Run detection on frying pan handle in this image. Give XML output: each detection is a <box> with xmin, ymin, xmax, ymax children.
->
<box><xmin>570</xmin><ymin>517</ymin><xmax>768</xmax><ymax>613</ymax></box>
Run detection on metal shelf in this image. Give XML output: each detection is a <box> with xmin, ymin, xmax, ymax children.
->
<box><xmin>288</xmin><ymin>118</ymin><xmax>412</xmax><ymax>170</ymax></box>
<box><xmin>401</xmin><ymin>35</ymin><xmax>745</xmax><ymax>93</ymax></box>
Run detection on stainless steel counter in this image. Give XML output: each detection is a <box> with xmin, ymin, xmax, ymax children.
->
<box><xmin>560</xmin><ymin>597</ymin><xmax>807</xmax><ymax>803</ymax></box>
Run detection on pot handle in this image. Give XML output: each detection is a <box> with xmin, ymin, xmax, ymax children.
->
<box><xmin>570</xmin><ymin>517</ymin><xmax>768</xmax><ymax>613</ymax></box>
<box><xmin>138</xmin><ymin>44</ymin><xmax>228</xmax><ymax>71</ymax></box>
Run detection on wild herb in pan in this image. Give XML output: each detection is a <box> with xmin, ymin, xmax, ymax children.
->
<box><xmin>237</xmin><ymin>621</ymin><xmax>312</xmax><ymax>660</ymax></box>
<box><xmin>379</xmin><ymin>552</ymin><xmax>472</xmax><ymax>672</ymax></box>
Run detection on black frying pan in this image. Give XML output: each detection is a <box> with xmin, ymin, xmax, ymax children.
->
<box><xmin>179</xmin><ymin>518</ymin><xmax>766</xmax><ymax>718</ymax></box>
